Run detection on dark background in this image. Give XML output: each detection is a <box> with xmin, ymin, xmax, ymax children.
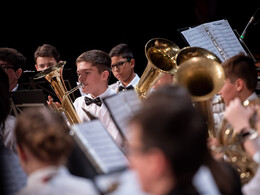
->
<box><xmin>1</xmin><ymin>1</ymin><xmax>260</xmax><ymax>85</ymax></box>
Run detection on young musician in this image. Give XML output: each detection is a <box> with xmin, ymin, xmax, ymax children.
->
<box><xmin>127</xmin><ymin>85</ymin><xmax>242</xmax><ymax>195</ymax></box>
<box><xmin>214</xmin><ymin>53</ymin><xmax>258</xmax><ymax>132</ymax></box>
<box><xmin>34</xmin><ymin>44</ymin><xmax>60</xmax><ymax>71</ymax></box>
<box><xmin>0</xmin><ymin>47</ymin><xmax>26</xmax><ymax>91</ymax></box>
<box><xmin>109</xmin><ymin>43</ymin><xmax>140</xmax><ymax>92</ymax></box>
<box><xmin>14</xmin><ymin>107</ymin><xmax>98</xmax><ymax>195</ymax></box>
<box><xmin>73</xmin><ymin>50</ymin><xmax>122</xmax><ymax>144</ymax></box>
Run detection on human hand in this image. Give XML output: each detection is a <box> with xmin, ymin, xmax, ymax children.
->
<box><xmin>47</xmin><ymin>95</ymin><xmax>61</xmax><ymax>109</ymax></box>
<box><xmin>223</xmin><ymin>98</ymin><xmax>254</xmax><ymax>133</ymax></box>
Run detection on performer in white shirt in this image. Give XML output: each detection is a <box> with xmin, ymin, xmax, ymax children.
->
<box><xmin>14</xmin><ymin>107</ymin><xmax>98</xmax><ymax>195</ymax></box>
<box><xmin>0</xmin><ymin>47</ymin><xmax>26</xmax><ymax>92</ymax></box>
<box><xmin>213</xmin><ymin>53</ymin><xmax>258</xmax><ymax>134</ymax></box>
<box><xmin>74</xmin><ymin>50</ymin><xmax>122</xmax><ymax>144</ymax></box>
<box><xmin>108</xmin><ymin>43</ymin><xmax>140</xmax><ymax>92</ymax></box>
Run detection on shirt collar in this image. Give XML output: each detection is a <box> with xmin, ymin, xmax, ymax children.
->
<box><xmin>85</xmin><ymin>87</ymin><xmax>116</xmax><ymax>100</ymax></box>
<box><xmin>118</xmin><ymin>74</ymin><xmax>140</xmax><ymax>88</ymax></box>
<box><xmin>247</xmin><ymin>92</ymin><xmax>258</xmax><ymax>101</ymax></box>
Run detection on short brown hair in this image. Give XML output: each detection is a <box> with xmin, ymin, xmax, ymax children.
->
<box><xmin>15</xmin><ymin>107</ymin><xmax>73</xmax><ymax>164</ymax></box>
<box><xmin>34</xmin><ymin>44</ymin><xmax>60</xmax><ymax>63</ymax></box>
<box><xmin>222</xmin><ymin>53</ymin><xmax>257</xmax><ymax>91</ymax></box>
<box><xmin>76</xmin><ymin>49</ymin><xmax>111</xmax><ymax>80</ymax></box>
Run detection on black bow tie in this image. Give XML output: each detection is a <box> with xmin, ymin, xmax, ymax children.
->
<box><xmin>84</xmin><ymin>96</ymin><xmax>102</xmax><ymax>107</ymax></box>
<box><xmin>118</xmin><ymin>85</ymin><xmax>134</xmax><ymax>92</ymax></box>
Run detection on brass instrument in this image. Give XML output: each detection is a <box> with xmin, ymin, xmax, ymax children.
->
<box><xmin>174</xmin><ymin>46</ymin><xmax>222</xmax><ymax>67</ymax></box>
<box><xmin>217</xmin><ymin>98</ymin><xmax>260</xmax><ymax>185</ymax></box>
<box><xmin>135</xmin><ymin>38</ymin><xmax>180</xmax><ymax>99</ymax></box>
<box><xmin>175</xmin><ymin>52</ymin><xmax>225</xmax><ymax>138</ymax></box>
<box><xmin>34</xmin><ymin>61</ymin><xmax>81</xmax><ymax>125</ymax></box>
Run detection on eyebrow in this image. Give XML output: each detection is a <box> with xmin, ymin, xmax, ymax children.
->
<box><xmin>76</xmin><ymin>68</ymin><xmax>93</xmax><ymax>73</ymax></box>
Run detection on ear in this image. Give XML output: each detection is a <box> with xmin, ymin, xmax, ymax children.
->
<box><xmin>17</xmin><ymin>144</ymin><xmax>27</xmax><ymax>163</ymax></box>
<box><xmin>130</xmin><ymin>59</ymin><xmax>135</xmax><ymax>69</ymax></box>
<box><xmin>235</xmin><ymin>78</ymin><xmax>244</xmax><ymax>92</ymax></box>
<box><xmin>15</xmin><ymin>68</ymin><xmax>23</xmax><ymax>79</ymax></box>
<box><xmin>101</xmin><ymin>70</ymin><xmax>110</xmax><ymax>81</ymax></box>
<box><xmin>35</xmin><ymin>64</ymin><xmax>39</xmax><ymax>71</ymax></box>
<box><xmin>148</xmin><ymin>148</ymin><xmax>170</xmax><ymax>178</ymax></box>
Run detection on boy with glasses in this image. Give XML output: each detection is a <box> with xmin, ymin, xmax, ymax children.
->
<box><xmin>0</xmin><ymin>47</ymin><xmax>26</xmax><ymax>91</ymax></box>
<box><xmin>109</xmin><ymin>43</ymin><xmax>140</xmax><ymax>92</ymax></box>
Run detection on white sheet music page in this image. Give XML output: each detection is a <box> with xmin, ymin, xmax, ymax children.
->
<box><xmin>71</xmin><ymin>120</ymin><xmax>129</xmax><ymax>174</ymax></box>
<box><xmin>103</xmin><ymin>90</ymin><xmax>141</xmax><ymax>140</ymax></box>
<box><xmin>181</xmin><ymin>19</ymin><xmax>246</xmax><ymax>62</ymax></box>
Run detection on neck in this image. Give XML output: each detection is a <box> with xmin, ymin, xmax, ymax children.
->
<box><xmin>121</xmin><ymin>72</ymin><xmax>135</xmax><ymax>87</ymax></box>
<box><xmin>90</xmin><ymin>85</ymin><xmax>108</xmax><ymax>98</ymax></box>
<box><xmin>151</xmin><ymin>175</ymin><xmax>175</xmax><ymax>195</ymax></box>
<box><xmin>239</xmin><ymin>90</ymin><xmax>254</xmax><ymax>103</ymax></box>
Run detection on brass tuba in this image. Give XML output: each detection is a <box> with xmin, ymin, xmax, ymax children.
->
<box><xmin>217</xmin><ymin>98</ymin><xmax>260</xmax><ymax>185</ymax></box>
<box><xmin>135</xmin><ymin>38</ymin><xmax>180</xmax><ymax>99</ymax></box>
<box><xmin>174</xmin><ymin>48</ymin><xmax>225</xmax><ymax>138</ymax></box>
<box><xmin>34</xmin><ymin>61</ymin><xmax>81</xmax><ymax>125</ymax></box>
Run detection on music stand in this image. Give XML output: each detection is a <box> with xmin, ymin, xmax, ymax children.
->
<box><xmin>19</xmin><ymin>68</ymin><xmax>81</xmax><ymax>103</ymax></box>
<box><xmin>10</xmin><ymin>89</ymin><xmax>47</xmax><ymax>117</ymax></box>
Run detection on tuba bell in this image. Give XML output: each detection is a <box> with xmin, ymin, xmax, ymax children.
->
<box><xmin>135</xmin><ymin>38</ymin><xmax>180</xmax><ymax>99</ymax></box>
<box><xmin>34</xmin><ymin>61</ymin><xmax>81</xmax><ymax>125</ymax></box>
<box><xmin>174</xmin><ymin>48</ymin><xmax>225</xmax><ymax>138</ymax></box>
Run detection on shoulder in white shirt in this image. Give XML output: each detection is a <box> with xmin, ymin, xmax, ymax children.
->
<box><xmin>109</xmin><ymin>74</ymin><xmax>140</xmax><ymax>92</ymax></box>
<box><xmin>73</xmin><ymin>88</ymin><xmax>121</xmax><ymax>143</ymax></box>
<box><xmin>16</xmin><ymin>166</ymin><xmax>99</xmax><ymax>195</ymax></box>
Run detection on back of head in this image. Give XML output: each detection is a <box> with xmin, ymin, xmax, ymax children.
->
<box><xmin>109</xmin><ymin>43</ymin><xmax>134</xmax><ymax>59</ymax></box>
<box><xmin>0</xmin><ymin>68</ymin><xmax>10</xmax><ymax>130</ymax></box>
<box><xmin>222</xmin><ymin>53</ymin><xmax>257</xmax><ymax>91</ymax></box>
<box><xmin>15</xmin><ymin>107</ymin><xmax>73</xmax><ymax>164</ymax></box>
<box><xmin>34</xmin><ymin>44</ymin><xmax>60</xmax><ymax>63</ymax></box>
<box><xmin>130</xmin><ymin>85</ymin><xmax>208</xmax><ymax>185</ymax></box>
<box><xmin>0</xmin><ymin>47</ymin><xmax>26</xmax><ymax>70</ymax></box>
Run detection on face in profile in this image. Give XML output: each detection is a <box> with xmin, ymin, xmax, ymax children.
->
<box><xmin>219</xmin><ymin>78</ymin><xmax>239</xmax><ymax>106</ymax></box>
<box><xmin>76</xmin><ymin>61</ymin><xmax>107</xmax><ymax>96</ymax></box>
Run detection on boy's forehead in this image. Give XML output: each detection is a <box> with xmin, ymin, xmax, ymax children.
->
<box><xmin>76</xmin><ymin>61</ymin><xmax>94</xmax><ymax>69</ymax></box>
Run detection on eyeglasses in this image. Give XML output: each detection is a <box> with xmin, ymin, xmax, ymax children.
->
<box><xmin>0</xmin><ymin>64</ymin><xmax>15</xmax><ymax>71</ymax></box>
<box><xmin>111</xmin><ymin>59</ymin><xmax>131</xmax><ymax>70</ymax></box>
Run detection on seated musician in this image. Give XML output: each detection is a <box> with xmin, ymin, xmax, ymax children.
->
<box><xmin>127</xmin><ymin>85</ymin><xmax>242</xmax><ymax>195</ymax></box>
<box><xmin>34</xmin><ymin>44</ymin><xmax>61</xmax><ymax>72</ymax></box>
<box><xmin>73</xmin><ymin>49</ymin><xmax>122</xmax><ymax>145</ymax></box>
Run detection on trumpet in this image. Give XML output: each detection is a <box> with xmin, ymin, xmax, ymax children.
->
<box><xmin>34</xmin><ymin>61</ymin><xmax>81</xmax><ymax>125</ymax></box>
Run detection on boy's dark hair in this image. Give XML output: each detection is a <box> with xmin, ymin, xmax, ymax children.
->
<box><xmin>0</xmin><ymin>48</ymin><xmax>26</xmax><ymax>70</ymax></box>
<box><xmin>222</xmin><ymin>53</ymin><xmax>257</xmax><ymax>91</ymax></box>
<box><xmin>34</xmin><ymin>44</ymin><xmax>60</xmax><ymax>63</ymax></box>
<box><xmin>109</xmin><ymin>43</ymin><xmax>134</xmax><ymax>59</ymax></box>
<box><xmin>76</xmin><ymin>50</ymin><xmax>111</xmax><ymax>80</ymax></box>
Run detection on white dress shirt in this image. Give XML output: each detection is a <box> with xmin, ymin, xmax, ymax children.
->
<box><xmin>73</xmin><ymin>87</ymin><xmax>121</xmax><ymax>143</ymax></box>
<box><xmin>16</xmin><ymin>166</ymin><xmax>98</xmax><ymax>195</ymax></box>
<box><xmin>109</xmin><ymin>74</ymin><xmax>140</xmax><ymax>92</ymax></box>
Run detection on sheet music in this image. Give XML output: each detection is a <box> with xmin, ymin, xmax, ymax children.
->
<box><xmin>103</xmin><ymin>90</ymin><xmax>141</xmax><ymax>140</ymax></box>
<box><xmin>181</xmin><ymin>19</ymin><xmax>246</xmax><ymax>62</ymax></box>
<box><xmin>71</xmin><ymin>120</ymin><xmax>129</xmax><ymax>174</ymax></box>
